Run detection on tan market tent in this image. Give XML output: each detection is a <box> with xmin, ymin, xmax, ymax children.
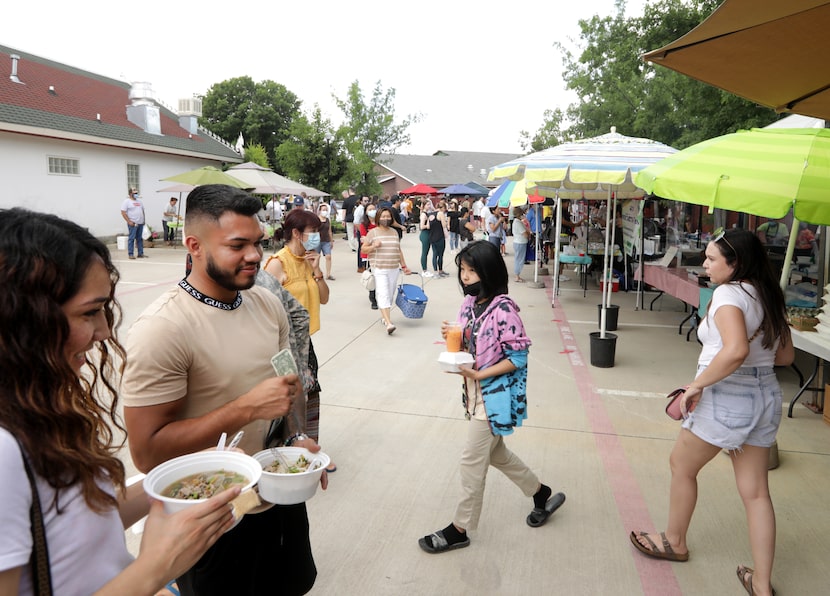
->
<box><xmin>227</xmin><ymin>162</ymin><xmax>328</xmax><ymax>197</ymax></box>
<box><xmin>642</xmin><ymin>0</ymin><xmax>830</xmax><ymax>120</ymax></box>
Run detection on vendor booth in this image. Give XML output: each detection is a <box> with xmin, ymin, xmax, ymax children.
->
<box><xmin>489</xmin><ymin>128</ymin><xmax>678</xmax><ymax>367</ymax></box>
<box><xmin>636</xmin><ymin>127</ymin><xmax>830</xmax><ymax>417</ymax></box>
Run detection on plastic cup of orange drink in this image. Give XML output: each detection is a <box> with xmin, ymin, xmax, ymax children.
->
<box><xmin>446</xmin><ymin>322</ymin><xmax>462</xmax><ymax>352</ymax></box>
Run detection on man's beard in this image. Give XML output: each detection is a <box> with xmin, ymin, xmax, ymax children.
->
<box><xmin>206</xmin><ymin>253</ymin><xmax>259</xmax><ymax>291</ymax></box>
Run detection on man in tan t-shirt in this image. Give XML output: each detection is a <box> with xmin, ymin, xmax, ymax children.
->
<box><xmin>121</xmin><ymin>184</ymin><xmax>323</xmax><ymax>596</ymax></box>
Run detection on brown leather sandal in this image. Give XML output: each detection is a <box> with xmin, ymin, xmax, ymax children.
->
<box><xmin>629</xmin><ymin>531</ymin><xmax>689</xmax><ymax>562</ymax></box>
<box><xmin>737</xmin><ymin>565</ymin><xmax>776</xmax><ymax>596</ymax></box>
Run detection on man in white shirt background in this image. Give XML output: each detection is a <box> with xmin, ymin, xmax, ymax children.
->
<box><xmin>120</xmin><ymin>188</ymin><xmax>147</xmax><ymax>259</ymax></box>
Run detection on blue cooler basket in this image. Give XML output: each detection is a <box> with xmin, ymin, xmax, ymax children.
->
<box><xmin>396</xmin><ymin>283</ymin><xmax>428</xmax><ymax>319</ymax></box>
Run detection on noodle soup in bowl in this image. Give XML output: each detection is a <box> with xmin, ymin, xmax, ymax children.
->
<box><xmin>144</xmin><ymin>451</ymin><xmax>262</xmax><ymax>517</ymax></box>
<box><xmin>253</xmin><ymin>447</ymin><xmax>329</xmax><ymax>505</ymax></box>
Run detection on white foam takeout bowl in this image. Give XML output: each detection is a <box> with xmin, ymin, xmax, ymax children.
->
<box><xmin>253</xmin><ymin>447</ymin><xmax>329</xmax><ymax>505</ymax></box>
<box><xmin>144</xmin><ymin>451</ymin><xmax>262</xmax><ymax>515</ymax></box>
<box><xmin>437</xmin><ymin>351</ymin><xmax>475</xmax><ymax>373</ymax></box>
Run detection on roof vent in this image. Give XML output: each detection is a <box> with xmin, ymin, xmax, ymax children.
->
<box><xmin>48</xmin><ymin>85</ymin><xmax>56</xmax><ymax>95</ymax></box>
<box><xmin>9</xmin><ymin>54</ymin><xmax>24</xmax><ymax>85</ymax></box>
<box><xmin>128</xmin><ymin>81</ymin><xmax>156</xmax><ymax>106</ymax></box>
<box><xmin>178</xmin><ymin>97</ymin><xmax>202</xmax><ymax>134</ymax></box>
<box><xmin>126</xmin><ymin>82</ymin><xmax>161</xmax><ymax>135</ymax></box>
<box><xmin>178</xmin><ymin>97</ymin><xmax>202</xmax><ymax>117</ymax></box>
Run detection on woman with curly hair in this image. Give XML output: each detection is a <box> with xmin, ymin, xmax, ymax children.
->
<box><xmin>0</xmin><ymin>208</ymin><xmax>239</xmax><ymax>595</ymax></box>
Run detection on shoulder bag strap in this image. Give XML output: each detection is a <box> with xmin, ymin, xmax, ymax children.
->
<box><xmin>3</xmin><ymin>429</ymin><xmax>52</xmax><ymax>595</ymax></box>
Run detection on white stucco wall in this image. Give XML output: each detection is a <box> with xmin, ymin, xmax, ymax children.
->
<box><xmin>0</xmin><ymin>132</ymin><xmax>223</xmax><ymax>238</ymax></box>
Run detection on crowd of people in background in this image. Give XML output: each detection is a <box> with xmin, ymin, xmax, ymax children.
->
<box><xmin>125</xmin><ymin>186</ymin><xmax>571</xmax><ymax>289</ymax></box>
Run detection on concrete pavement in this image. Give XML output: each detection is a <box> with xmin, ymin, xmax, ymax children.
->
<box><xmin>114</xmin><ymin>232</ymin><xmax>830</xmax><ymax>595</ymax></box>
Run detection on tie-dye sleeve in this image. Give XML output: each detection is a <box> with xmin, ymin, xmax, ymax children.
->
<box><xmin>495</xmin><ymin>300</ymin><xmax>531</xmax><ymax>353</ymax></box>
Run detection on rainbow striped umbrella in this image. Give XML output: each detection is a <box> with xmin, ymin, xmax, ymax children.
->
<box><xmin>487</xmin><ymin>179</ymin><xmax>528</xmax><ymax>208</ymax></box>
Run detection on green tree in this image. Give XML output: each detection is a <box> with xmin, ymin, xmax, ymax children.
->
<box><xmin>201</xmin><ymin>76</ymin><xmax>302</xmax><ymax>164</ymax></box>
<box><xmin>276</xmin><ymin>106</ymin><xmax>350</xmax><ymax>192</ymax></box>
<box><xmin>542</xmin><ymin>0</ymin><xmax>778</xmax><ymax>149</ymax></box>
<box><xmin>333</xmin><ymin>80</ymin><xmax>421</xmax><ymax>195</ymax></box>
<box><xmin>243</xmin><ymin>143</ymin><xmax>270</xmax><ymax>169</ymax></box>
<box><xmin>519</xmin><ymin>108</ymin><xmax>566</xmax><ymax>152</ymax></box>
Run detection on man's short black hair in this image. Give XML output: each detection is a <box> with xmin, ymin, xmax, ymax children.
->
<box><xmin>185</xmin><ymin>184</ymin><xmax>261</xmax><ymax>223</ymax></box>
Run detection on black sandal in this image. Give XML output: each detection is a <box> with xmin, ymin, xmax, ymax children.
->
<box><xmin>418</xmin><ymin>529</ymin><xmax>470</xmax><ymax>554</ymax></box>
<box><xmin>526</xmin><ymin>492</ymin><xmax>566</xmax><ymax>527</ymax></box>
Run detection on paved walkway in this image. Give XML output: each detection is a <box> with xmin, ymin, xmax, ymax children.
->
<box><xmin>114</xmin><ymin>233</ymin><xmax>829</xmax><ymax>595</ymax></box>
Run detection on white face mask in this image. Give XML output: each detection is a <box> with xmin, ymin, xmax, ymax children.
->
<box><xmin>367</xmin><ymin>209</ymin><xmax>377</xmax><ymax>219</ymax></box>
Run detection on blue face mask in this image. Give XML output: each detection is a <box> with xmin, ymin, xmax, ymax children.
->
<box><xmin>302</xmin><ymin>232</ymin><xmax>321</xmax><ymax>252</ymax></box>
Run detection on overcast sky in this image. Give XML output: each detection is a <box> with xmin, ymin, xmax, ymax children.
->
<box><xmin>4</xmin><ymin>0</ymin><xmax>650</xmax><ymax>155</ymax></box>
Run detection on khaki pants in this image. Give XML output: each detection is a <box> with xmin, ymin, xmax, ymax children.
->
<box><xmin>453</xmin><ymin>417</ymin><xmax>540</xmax><ymax>531</ymax></box>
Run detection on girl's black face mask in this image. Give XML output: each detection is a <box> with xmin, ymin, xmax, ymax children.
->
<box><xmin>462</xmin><ymin>281</ymin><xmax>482</xmax><ymax>296</ymax></box>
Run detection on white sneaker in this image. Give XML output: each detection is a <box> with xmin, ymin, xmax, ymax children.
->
<box><xmin>559</xmin><ymin>275</ymin><xmax>571</xmax><ymax>282</ymax></box>
<box><xmin>422</xmin><ymin>271</ymin><xmax>433</xmax><ymax>278</ymax></box>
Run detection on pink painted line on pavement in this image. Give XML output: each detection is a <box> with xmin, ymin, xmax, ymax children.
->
<box><xmin>548</xmin><ymin>289</ymin><xmax>682</xmax><ymax>596</ymax></box>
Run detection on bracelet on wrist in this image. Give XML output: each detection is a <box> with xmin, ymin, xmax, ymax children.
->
<box><xmin>284</xmin><ymin>432</ymin><xmax>308</xmax><ymax>447</ymax></box>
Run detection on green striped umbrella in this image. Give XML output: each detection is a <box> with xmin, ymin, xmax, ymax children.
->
<box><xmin>635</xmin><ymin>128</ymin><xmax>830</xmax><ymax>225</ymax></box>
<box><xmin>161</xmin><ymin>166</ymin><xmax>252</xmax><ymax>189</ymax></box>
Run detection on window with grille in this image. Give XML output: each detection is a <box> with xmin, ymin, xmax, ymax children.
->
<box><xmin>127</xmin><ymin>163</ymin><xmax>140</xmax><ymax>193</ymax></box>
<box><xmin>48</xmin><ymin>156</ymin><xmax>80</xmax><ymax>176</ymax></box>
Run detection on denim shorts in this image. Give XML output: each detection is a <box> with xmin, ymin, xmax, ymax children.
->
<box><xmin>319</xmin><ymin>241</ymin><xmax>332</xmax><ymax>256</ymax></box>
<box><xmin>681</xmin><ymin>366</ymin><xmax>782</xmax><ymax>450</ymax></box>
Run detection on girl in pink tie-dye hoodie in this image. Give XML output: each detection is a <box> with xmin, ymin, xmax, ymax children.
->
<box><xmin>418</xmin><ymin>240</ymin><xmax>565</xmax><ymax>555</ymax></box>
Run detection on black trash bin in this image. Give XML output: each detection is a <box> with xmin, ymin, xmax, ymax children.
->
<box><xmin>589</xmin><ymin>332</ymin><xmax>617</xmax><ymax>368</ymax></box>
<box><xmin>597</xmin><ymin>304</ymin><xmax>620</xmax><ymax>331</ymax></box>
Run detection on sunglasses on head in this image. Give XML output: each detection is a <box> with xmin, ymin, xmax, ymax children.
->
<box><xmin>712</xmin><ymin>227</ymin><xmax>735</xmax><ymax>253</ymax></box>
